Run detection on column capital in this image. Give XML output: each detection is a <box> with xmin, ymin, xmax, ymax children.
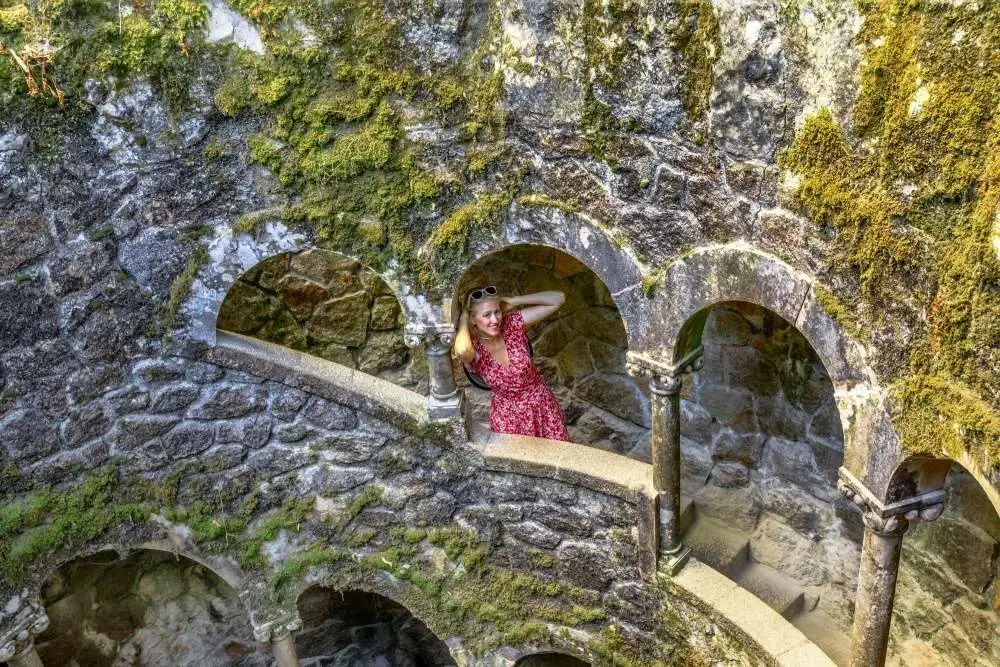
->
<box><xmin>404</xmin><ymin>323</ymin><xmax>455</xmax><ymax>351</ymax></box>
<box><xmin>838</xmin><ymin>467</ymin><xmax>946</xmax><ymax>529</ymax></box>
<box><xmin>0</xmin><ymin>601</ymin><xmax>49</xmax><ymax>662</ymax></box>
<box><xmin>251</xmin><ymin>609</ymin><xmax>302</xmax><ymax>643</ymax></box>
<box><xmin>626</xmin><ymin>347</ymin><xmax>703</xmax><ymax>391</ymax></box>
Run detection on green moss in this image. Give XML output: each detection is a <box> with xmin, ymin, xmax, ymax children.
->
<box><xmin>781</xmin><ymin>1</ymin><xmax>1000</xmax><ymax>470</ymax></box>
<box><xmin>670</xmin><ymin>0</ymin><xmax>721</xmax><ymax>122</ymax></box>
<box><xmin>517</xmin><ymin>194</ymin><xmax>581</xmax><ymax>216</ymax></box>
<box><xmin>162</xmin><ymin>245</ymin><xmax>209</xmax><ymax>332</ymax></box>
<box><xmin>813</xmin><ymin>283</ymin><xmax>862</xmax><ymax>341</ymax></box>
<box><xmin>270</xmin><ymin>544</ymin><xmax>345</xmax><ymax>591</ymax></box>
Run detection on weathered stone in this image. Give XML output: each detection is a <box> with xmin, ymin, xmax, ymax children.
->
<box><xmin>184</xmin><ymin>361</ymin><xmax>225</xmax><ymax>384</ymax></box>
<box><xmin>308</xmin><ymin>291</ymin><xmax>370</xmax><ymax>346</ymax></box>
<box><xmin>693</xmin><ymin>483</ymin><xmax>761</xmax><ymax>532</ymax></box>
<box><xmin>132</xmin><ymin>359</ymin><xmax>184</xmax><ymax>383</ymax></box>
<box><xmin>699</xmin><ymin>383</ymin><xmax>756</xmax><ymax>432</ymax></box>
<box><xmin>574</xmin><ymin>374</ymin><xmax>649</xmax><ymax>427</ymax></box>
<box><xmin>309</xmin><ymin>465</ymin><xmax>375</xmax><ymax>494</ymax></box>
<box><xmin>0</xmin><ymin>278</ymin><xmax>59</xmax><ymax>354</ymax></box>
<box><xmin>106</xmin><ymin>386</ymin><xmax>150</xmax><ymax>415</ymax></box>
<box><xmin>756</xmin><ymin>395</ymin><xmax>809</xmax><ymax>441</ymax></box>
<box><xmin>316</xmin><ymin>343</ymin><xmax>356</xmax><ymax>367</ymax></box>
<box><xmin>528</xmin><ymin>504</ymin><xmax>594</xmax><ymax>538</ymax></box>
<box><xmin>358</xmin><ymin>331</ymin><xmax>408</xmax><ymax>374</ymax></box>
<box><xmin>706</xmin><ymin>308</ymin><xmax>754</xmax><ymax>345</ymax></box>
<box><xmin>215</xmin><ymin>414</ymin><xmax>272</xmax><ymax>449</ymax></box>
<box><xmin>274</xmin><ymin>420</ymin><xmax>315</xmax><ymax>443</ymax></box>
<box><xmin>149</xmin><ymin>383</ymin><xmax>202</xmax><ymax>413</ymax></box>
<box><xmin>568</xmin><ymin>307</ymin><xmax>627</xmax><ymax>346</ymax></box>
<box><xmin>749</xmin><ymin>514</ymin><xmax>826</xmax><ymax>586</ymax></box>
<box><xmin>303</xmin><ymin>397</ymin><xmax>358</xmax><ymax>430</ymax></box>
<box><xmin>60</xmin><ymin>402</ymin><xmax>112</xmax><ymax>448</ymax></box>
<box><xmin>405</xmin><ymin>491</ymin><xmax>458</xmax><ymax>525</ymax></box>
<box><xmin>723</xmin><ymin>345</ymin><xmax>780</xmax><ymax>396</ymax></box>
<box><xmin>110</xmin><ymin>414</ymin><xmax>180</xmax><ymax>452</ymax></box>
<box><xmin>556</xmin><ymin>542</ymin><xmax>616</xmax><ymax>590</ymax></box>
<box><xmin>246</xmin><ymin>446</ymin><xmax>313</xmax><ymax>477</ymax></box>
<box><xmin>289</xmin><ymin>249</ymin><xmax>360</xmax><ymax>286</ymax></box>
<box><xmin>2</xmin><ymin>408</ymin><xmax>59</xmax><ymax>461</ymax></box>
<box><xmin>710</xmin><ymin>460</ymin><xmax>751</xmax><ymax>487</ymax></box>
<box><xmin>369</xmin><ymin>296</ymin><xmax>402</xmax><ymax>331</ymax></box>
<box><xmin>712</xmin><ymin>429</ymin><xmax>766</xmax><ymax>467</ymax></box>
<box><xmin>216</xmin><ymin>281</ymin><xmax>280</xmax><ymax>334</ymax></box>
<box><xmin>269</xmin><ymin>383</ymin><xmax>309</xmax><ymax>421</ymax></box>
<box><xmin>554</xmin><ymin>337</ymin><xmax>594</xmax><ymax>384</ymax></box>
<box><xmin>188</xmin><ymin>384</ymin><xmax>266</xmax><ymax>419</ymax></box>
<box><xmin>276</xmin><ymin>274</ymin><xmax>328</xmax><ymax>319</ymax></box>
<box><xmin>909</xmin><ymin>518</ymin><xmax>998</xmax><ymax>592</ymax></box>
<box><xmin>48</xmin><ymin>239</ymin><xmax>113</xmax><ymax>296</ymax></box>
<box><xmin>506</xmin><ymin>521</ymin><xmax>563</xmax><ymax>549</ymax></box>
<box><xmin>533</xmin><ymin>320</ymin><xmax>576</xmax><ymax>357</ymax></box>
<box><xmin>807</xmin><ymin>396</ymin><xmax>842</xmax><ymax>444</ymax></box>
<box><xmin>680</xmin><ymin>399</ymin><xmax>714</xmax><ymax>443</ymax></box>
<box><xmin>157</xmin><ymin>420</ymin><xmax>216</xmax><ymax>459</ymax></box>
<box><xmin>311</xmin><ymin>432</ymin><xmax>385</xmax><ymax>463</ymax></box>
<box><xmin>0</xmin><ymin>216</ymin><xmax>52</xmax><ymax>274</ymax></box>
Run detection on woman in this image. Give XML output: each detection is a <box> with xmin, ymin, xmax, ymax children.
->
<box><xmin>452</xmin><ymin>286</ymin><xmax>569</xmax><ymax>441</ymax></box>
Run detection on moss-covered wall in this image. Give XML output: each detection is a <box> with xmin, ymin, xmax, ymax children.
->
<box><xmin>778</xmin><ymin>0</ymin><xmax>1000</xmax><ymax>474</ymax></box>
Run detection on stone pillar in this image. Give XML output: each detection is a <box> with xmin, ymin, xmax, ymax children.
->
<box><xmin>405</xmin><ymin>323</ymin><xmax>464</xmax><ymax>421</ymax></box>
<box><xmin>626</xmin><ymin>348</ymin><xmax>702</xmax><ymax>575</ymax></box>
<box><xmin>252</xmin><ymin>611</ymin><xmax>303</xmax><ymax>667</ymax></box>
<box><xmin>838</xmin><ymin>469</ymin><xmax>946</xmax><ymax>667</ymax></box>
<box><xmin>0</xmin><ymin>603</ymin><xmax>48</xmax><ymax>667</ymax></box>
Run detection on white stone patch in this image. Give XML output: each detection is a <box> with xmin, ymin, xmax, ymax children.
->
<box><xmin>204</xmin><ymin>0</ymin><xmax>265</xmax><ymax>54</ymax></box>
<box><xmin>951</xmin><ymin>28</ymin><xmax>965</xmax><ymax>44</ymax></box>
<box><xmin>993</xmin><ymin>207</ymin><xmax>1000</xmax><ymax>262</ymax></box>
<box><xmin>908</xmin><ymin>83</ymin><xmax>930</xmax><ymax>116</ymax></box>
<box><xmin>579</xmin><ymin>226</ymin><xmax>593</xmax><ymax>249</ymax></box>
<box><xmin>292</xmin><ymin>18</ymin><xmax>319</xmax><ymax>47</ymax></box>
<box><xmin>744</xmin><ymin>18</ymin><xmax>764</xmax><ymax>44</ymax></box>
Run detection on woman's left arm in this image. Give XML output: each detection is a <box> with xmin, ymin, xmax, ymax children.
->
<box><xmin>505</xmin><ymin>291</ymin><xmax>566</xmax><ymax>325</ymax></box>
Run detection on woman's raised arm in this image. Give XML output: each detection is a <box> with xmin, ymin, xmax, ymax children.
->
<box><xmin>505</xmin><ymin>291</ymin><xmax>566</xmax><ymax>325</ymax></box>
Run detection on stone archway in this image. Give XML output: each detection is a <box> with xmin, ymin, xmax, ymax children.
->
<box><xmin>455</xmin><ymin>244</ymin><xmax>649</xmax><ymax>458</ymax></box>
<box><xmin>216</xmin><ymin>249</ymin><xmax>428</xmax><ymax>392</ymax></box>
<box><xmin>294</xmin><ymin>586</ymin><xmax>455</xmax><ymax>665</ymax></box>
<box><xmin>665</xmin><ymin>299</ymin><xmax>857</xmax><ymax>663</ymax></box>
<box><xmin>34</xmin><ymin>548</ymin><xmax>261</xmax><ymax>666</ymax></box>
<box><xmin>884</xmin><ymin>460</ymin><xmax>1000</xmax><ymax>665</ymax></box>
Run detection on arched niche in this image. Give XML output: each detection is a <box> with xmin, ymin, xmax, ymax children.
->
<box><xmin>34</xmin><ymin>548</ymin><xmax>259</xmax><ymax>666</ymax></box>
<box><xmin>674</xmin><ymin>300</ymin><xmax>856</xmax><ymax>652</ymax></box>
<box><xmin>889</xmin><ymin>460</ymin><xmax>1000</xmax><ymax>664</ymax></box>
<box><xmin>514</xmin><ymin>652</ymin><xmax>592</xmax><ymax>666</ymax></box>
<box><xmin>647</xmin><ymin>243</ymin><xmax>903</xmax><ymax>505</ymax></box>
<box><xmin>294</xmin><ymin>586</ymin><xmax>455</xmax><ymax>665</ymax></box>
<box><xmin>184</xmin><ymin>224</ymin><xmax>435</xmax><ymax>346</ymax></box>
<box><xmin>216</xmin><ymin>249</ymin><xmax>428</xmax><ymax>392</ymax></box>
<box><xmin>454</xmin><ymin>244</ymin><xmax>650</xmax><ymax>458</ymax></box>
<box><xmin>452</xmin><ymin>204</ymin><xmax>646</xmax><ymax>345</ymax></box>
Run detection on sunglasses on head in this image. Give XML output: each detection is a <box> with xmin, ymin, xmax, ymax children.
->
<box><xmin>467</xmin><ymin>285</ymin><xmax>497</xmax><ymax>306</ymax></box>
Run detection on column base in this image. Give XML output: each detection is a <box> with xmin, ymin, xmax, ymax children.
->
<box><xmin>429</xmin><ymin>393</ymin><xmax>464</xmax><ymax>421</ymax></box>
<box><xmin>659</xmin><ymin>544</ymin><xmax>691</xmax><ymax>576</ymax></box>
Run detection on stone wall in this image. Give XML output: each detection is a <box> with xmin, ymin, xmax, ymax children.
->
<box><xmin>217</xmin><ymin>249</ymin><xmax>426</xmax><ymax>392</ymax></box>
<box><xmin>0</xmin><ymin>348</ymin><xmax>766</xmax><ymax>666</ymax></box>
<box><xmin>457</xmin><ymin>246</ymin><xmax>648</xmax><ymax>457</ymax></box>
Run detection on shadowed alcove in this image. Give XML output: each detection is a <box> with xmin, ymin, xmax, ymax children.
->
<box><xmin>455</xmin><ymin>245</ymin><xmax>647</xmax><ymax>457</ymax></box>
<box><xmin>33</xmin><ymin>549</ymin><xmax>260</xmax><ymax>666</ymax></box>
<box><xmin>514</xmin><ymin>653</ymin><xmax>591</xmax><ymax>666</ymax></box>
<box><xmin>294</xmin><ymin>587</ymin><xmax>455</xmax><ymax>665</ymax></box>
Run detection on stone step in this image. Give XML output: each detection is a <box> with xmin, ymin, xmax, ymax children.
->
<box><xmin>681</xmin><ymin>514</ymin><xmax>751</xmax><ymax>579</ymax></box>
<box><xmin>793</xmin><ymin>609</ymin><xmax>851</xmax><ymax>666</ymax></box>
<box><xmin>733</xmin><ymin>560</ymin><xmax>806</xmax><ymax>620</ymax></box>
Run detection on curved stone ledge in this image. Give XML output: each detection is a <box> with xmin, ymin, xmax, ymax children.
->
<box><xmin>208</xmin><ymin>331</ymin><xmax>435</xmax><ymax>436</ymax></box>
<box><xmin>473</xmin><ymin>432</ymin><xmax>656</xmax><ymax>503</ymax></box>
<box><xmin>668</xmin><ymin>560</ymin><xmax>835</xmax><ymax>667</ymax></box>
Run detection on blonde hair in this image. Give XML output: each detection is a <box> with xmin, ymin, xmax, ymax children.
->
<box><xmin>452</xmin><ymin>293</ymin><xmax>512</xmax><ymax>364</ymax></box>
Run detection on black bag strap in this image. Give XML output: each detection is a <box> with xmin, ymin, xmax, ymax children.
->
<box><xmin>463</xmin><ymin>339</ymin><xmax>534</xmax><ymax>392</ymax></box>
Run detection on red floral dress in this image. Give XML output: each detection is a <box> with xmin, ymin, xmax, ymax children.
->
<box><xmin>470</xmin><ymin>311</ymin><xmax>569</xmax><ymax>441</ymax></box>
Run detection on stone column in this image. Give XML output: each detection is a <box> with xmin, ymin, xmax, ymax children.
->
<box><xmin>0</xmin><ymin>603</ymin><xmax>48</xmax><ymax>667</ymax></box>
<box><xmin>252</xmin><ymin>612</ymin><xmax>303</xmax><ymax>667</ymax></box>
<box><xmin>626</xmin><ymin>349</ymin><xmax>702</xmax><ymax>575</ymax></box>
<box><xmin>838</xmin><ymin>469</ymin><xmax>945</xmax><ymax>667</ymax></box>
<box><xmin>405</xmin><ymin>323</ymin><xmax>464</xmax><ymax>420</ymax></box>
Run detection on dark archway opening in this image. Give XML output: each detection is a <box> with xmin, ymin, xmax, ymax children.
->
<box><xmin>295</xmin><ymin>587</ymin><xmax>455</xmax><ymax>666</ymax></box>
<box><xmin>456</xmin><ymin>245</ymin><xmax>647</xmax><ymax>456</ymax></box>
<box><xmin>514</xmin><ymin>653</ymin><xmax>591</xmax><ymax>666</ymax></box>
<box><xmin>34</xmin><ymin>549</ymin><xmax>260</xmax><ymax>666</ymax></box>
